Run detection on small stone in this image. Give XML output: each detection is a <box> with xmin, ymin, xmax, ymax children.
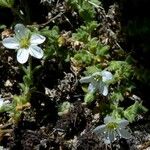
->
<box><xmin>4</xmin><ymin>80</ymin><xmax>13</xmax><ymax>87</ymax></box>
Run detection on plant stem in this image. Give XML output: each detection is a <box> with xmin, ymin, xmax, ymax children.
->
<box><xmin>28</xmin><ymin>56</ymin><xmax>33</xmax><ymax>87</ymax></box>
<box><xmin>11</xmin><ymin>7</ymin><xmax>24</xmax><ymax>21</ymax></box>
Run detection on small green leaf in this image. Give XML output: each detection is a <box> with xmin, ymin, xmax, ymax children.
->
<box><xmin>110</xmin><ymin>91</ymin><xmax>124</xmax><ymax>102</ymax></box>
<box><xmin>84</xmin><ymin>92</ymin><xmax>95</xmax><ymax>103</ymax></box>
<box><xmin>96</xmin><ymin>45</ymin><xmax>110</xmax><ymax>56</ymax></box>
<box><xmin>84</xmin><ymin>65</ymin><xmax>101</xmax><ymax>75</ymax></box>
<box><xmin>73</xmin><ymin>50</ymin><xmax>93</xmax><ymax>66</ymax></box>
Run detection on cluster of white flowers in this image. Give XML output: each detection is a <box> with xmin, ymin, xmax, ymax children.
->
<box><xmin>2</xmin><ymin>24</ymin><xmax>46</xmax><ymax>64</ymax></box>
<box><xmin>80</xmin><ymin>70</ymin><xmax>113</xmax><ymax>96</ymax></box>
<box><xmin>93</xmin><ymin>116</ymin><xmax>131</xmax><ymax>144</ymax></box>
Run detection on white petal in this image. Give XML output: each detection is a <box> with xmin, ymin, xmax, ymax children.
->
<box><xmin>93</xmin><ymin>125</ymin><xmax>106</xmax><ymax>135</ymax></box>
<box><xmin>119</xmin><ymin>119</ymin><xmax>129</xmax><ymax>128</ymax></box>
<box><xmin>101</xmin><ymin>70</ymin><xmax>113</xmax><ymax>82</ymax></box>
<box><xmin>104</xmin><ymin>116</ymin><xmax>114</xmax><ymax>124</ymax></box>
<box><xmin>119</xmin><ymin>128</ymin><xmax>131</xmax><ymax>139</ymax></box>
<box><xmin>88</xmin><ymin>83</ymin><xmax>95</xmax><ymax>92</ymax></box>
<box><xmin>0</xmin><ymin>98</ymin><xmax>4</xmax><ymax>107</ymax></box>
<box><xmin>80</xmin><ymin>76</ymin><xmax>92</xmax><ymax>83</ymax></box>
<box><xmin>2</xmin><ymin>37</ymin><xmax>19</xmax><ymax>49</ymax></box>
<box><xmin>99</xmin><ymin>83</ymin><xmax>108</xmax><ymax>96</ymax></box>
<box><xmin>29</xmin><ymin>45</ymin><xmax>43</xmax><ymax>59</ymax></box>
<box><xmin>102</xmin><ymin>85</ymin><xmax>108</xmax><ymax>96</ymax></box>
<box><xmin>108</xmin><ymin>131</ymin><xmax>117</xmax><ymax>142</ymax></box>
<box><xmin>17</xmin><ymin>48</ymin><xmax>29</xmax><ymax>64</ymax></box>
<box><xmin>30</xmin><ymin>34</ymin><xmax>46</xmax><ymax>45</ymax></box>
<box><xmin>4</xmin><ymin>100</ymin><xmax>10</xmax><ymax>104</ymax></box>
<box><xmin>103</xmin><ymin>138</ymin><xmax>111</xmax><ymax>144</ymax></box>
<box><xmin>14</xmin><ymin>24</ymin><xmax>30</xmax><ymax>39</ymax></box>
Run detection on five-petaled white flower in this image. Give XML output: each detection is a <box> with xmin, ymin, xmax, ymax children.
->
<box><xmin>93</xmin><ymin>116</ymin><xmax>131</xmax><ymax>144</ymax></box>
<box><xmin>80</xmin><ymin>70</ymin><xmax>113</xmax><ymax>96</ymax></box>
<box><xmin>2</xmin><ymin>24</ymin><xmax>46</xmax><ymax>64</ymax></box>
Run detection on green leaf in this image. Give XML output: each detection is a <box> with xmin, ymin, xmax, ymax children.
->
<box><xmin>0</xmin><ymin>0</ymin><xmax>14</xmax><ymax>8</ymax></box>
<box><xmin>66</xmin><ymin>0</ymin><xmax>98</xmax><ymax>22</ymax></box>
<box><xmin>73</xmin><ymin>50</ymin><xmax>94</xmax><ymax>66</ymax></box>
<box><xmin>110</xmin><ymin>91</ymin><xmax>124</xmax><ymax>102</ymax></box>
<box><xmin>89</xmin><ymin>0</ymin><xmax>101</xmax><ymax>6</ymax></box>
<box><xmin>73</xmin><ymin>29</ymin><xmax>89</xmax><ymax>42</ymax></box>
<box><xmin>84</xmin><ymin>65</ymin><xmax>101</xmax><ymax>75</ymax></box>
<box><xmin>124</xmin><ymin>101</ymin><xmax>148</xmax><ymax>122</ymax></box>
<box><xmin>41</xmin><ymin>26</ymin><xmax>59</xmax><ymax>39</ymax></box>
<box><xmin>96</xmin><ymin>45</ymin><xmax>110</xmax><ymax>56</ymax></box>
<box><xmin>33</xmin><ymin>65</ymin><xmax>41</xmax><ymax>73</ymax></box>
<box><xmin>84</xmin><ymin>92</ymin><xmax>95</xmax><ymax>104</ymax></box>
<box><xmin>41</xmin><ymin>26</ymin><xmax>60</xmax><ymax>59</ymax></box>
<box><xmin>19</xmin><ymin>83</ymin><xmax>25</xmax><ymax>91</ymax></box>
<box><xmin>23</xmin><ymin>75</ymin><xmax>32</xmax><ymax>87</ymax></box>
<box><xmin>107</xmin><ymin>61</ymin><xmax>133</xmax><ymax>81</ymax></box>
<box><xmin>79</xmin><ymin>5</ymin><xmax>94</xmax><ymax>22</ymax></box>
<box><xmin>58</xmin><ymin>101</ymin><xmax>72</xmax><ymax>116</ymax></box>
<box><xmin>73</xmin><ymin>21</ymin><xmax>98</xmax><ymax>42</ymax></box>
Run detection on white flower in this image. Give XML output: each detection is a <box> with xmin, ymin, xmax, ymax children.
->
<box><xmin>2</xmin><ymin>24</ymin><xmax>46</xmax><ymax>64</ymax></box>
<box><xmin>93</xmin><ymin>116</ymin><xmax>131</xmax><ymax>144</ymax></box>
<box><xmin>0</xmin><ymin>97</ymin><xmax>10</xmax><ymax>108</ymax></box>
<box><xmin>0</xmin><ymin>97</ymin><xmax>4</xmax><ymax>108</ymax></box>
<box><xmin>80</xmin><ymin>70</ymin><xmax>113</xmax><ymax>96</ymax></box>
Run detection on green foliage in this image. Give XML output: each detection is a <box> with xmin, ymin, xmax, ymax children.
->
<box><xmin>84</xmin><ymin>92</ymin><xmax>95</xmax><ymax>104</ymax></box>
<box><xmin>40</xmin><ymin>26</ymin><xmax>60</xmax><ymax>59</ymax></box>
<box><xmin>40</xmin><ymin>26</ymin><xmax>72</xmax><ymax>61</ymax></box>
<box><xmin>73</xmin><ymin>50</ymin><xmax>94</xmax><ymax>66</ymax></box>
<box><xmin>8</xmin><ymin>60</ymin><xmax>34</xmax><ymax>123</ymax></box>
<box><xmin>58</xmin><ymin>101</ymin><xmax>72</xmax><ymax>116</ymax></box>
<box><xmin>10</xmin><ymin>95</ymin><xmax>31</xmax><ymax>123</ymax></box>
<box><xmin>107</xmin><ymin>61</ymin><xmax>133</xmax><ymax>82</ymax></box>
<box><xmin>0</xmin><ymin>0</ymin><xmax>14</xmax><ymax>8</ymax></box>
<box><xmin>78</xmin><ymin>1</ymin><xmax>95</xmax><ymax>22</ymax></box>
<box><xmin>110</xmin><ymin>91</ymin><xmax>124</xmax><ymax>102</ymax></box>
<box><xmin>73</xmin><ymin>21</ymin><xmax>99</xmax><ymax>42</ymax></box>
<box><xmin>72</xmin><ymin>21</ymin><xmax>110</xmax><ymax>68</ymax></box>
<box><xmin>124</xmin><ymin>101</ymin><xmax>148</xmax><ymax>122</ymax></box>
<box><xmin>96</xmin><ymin>45</ymin><xmax>110</xmax><ymax>56</ymax></box>
<box><xmin>71</xmin><ymin>15</ymin><xmax>147</xmax><ymax>125</ymax></box>
<box><xmin>66</xmin><ymin>0</ymin><xmax>100</xmax><ymax>22</ymax></box>
<box><xmin>20</xmin><ymin>61</ymin><xmax>34</xmax><ymax>94</ymax></box>
<box><xmin>84</xmin><ymin>65</ymin><xmax>101</xmax><ymax>75</ymax></box>
<box><xmin>86</xmin><ymin>38</ymin><xmax>110</xmax><ymax>56</ymax></box>
<box><xmin>71</xmin><ymin>16</ymin><xmax>147</xmax><ymax>124</ymax></box>
<box><xmin>0</xmin><ymin>0</ymin><xmax>148</xmax><ymax>133</ymax></box>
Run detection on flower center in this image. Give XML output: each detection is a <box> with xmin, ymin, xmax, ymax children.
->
<box><xmin>106</xmin><ymin>122</ymin><xmax>118</xmax><ymax>131</ymax></box>
<box><xmin>93</xmin><ymin>75</ymin><xmax>102</xmax><ymax>82</ymax></box>
<box><xmin>20</xmin><ymin>37</ymin><xmax>30</xmax><ymax>48</ymax></box>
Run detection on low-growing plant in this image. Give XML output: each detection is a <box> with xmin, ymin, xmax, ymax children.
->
<box><xmin>1</xmin><ymin>23</ymin><xmax>46</xmax><ymax>123</ymax></box>
<box><xmin>69</xmin><ymin>11</ymin><xmax>147</xmax><ymax>145</ymax></box>
<box><xmin>0</xmin><ymin>0</ymin><xmax>149</xmax><ymax>147</ymax></box>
